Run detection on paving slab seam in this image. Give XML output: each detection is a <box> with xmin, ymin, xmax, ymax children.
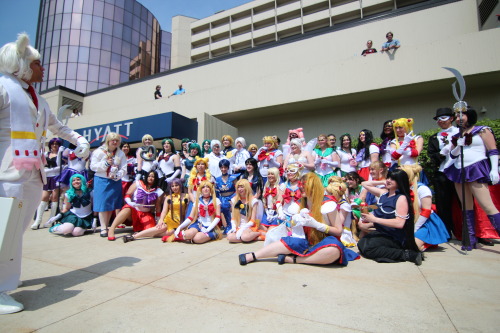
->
<box><xmin>417</xmin><ymin>266</ymin><xmax>459</xmax><ymax>333</ymax></box>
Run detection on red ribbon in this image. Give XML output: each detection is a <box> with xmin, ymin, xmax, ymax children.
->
<box><xmin>264</xmin><ymin>187</ymin><xmax>277</xmax><ymax>198</ymax></box>
<box><xmin>257</xmin><ymin>149</ymin><xmax>275</xmax><ymax>161</ymax></box>
<box><xmin>199</xmin><ymin>202</ymin><xmax>215</xmax><ymax>217</ymax></box>
<box><xmin>283</xmin><ymin>188</ymin><xmax>301</xmax><ymax>204</ymax></box>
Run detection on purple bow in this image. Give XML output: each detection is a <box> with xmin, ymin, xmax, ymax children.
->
<box><xmin>356</xmin><ymin>148</ymin><xmax>365</xmax><ymax>163</ymax></box>
<box><xmin>135</xmin><ymin>190</ymin><xmax>158</xmax><ymax>205</ymax></box>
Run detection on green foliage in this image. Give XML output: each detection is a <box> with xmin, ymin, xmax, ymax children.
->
<box><xmin>418</xmin><ymin>118</ymin><xmax>500</xmax><ymax>184</ymax></box>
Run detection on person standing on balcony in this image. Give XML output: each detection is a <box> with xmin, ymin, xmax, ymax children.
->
<box><xmin>168</xmin><ymin>84</ymin><xmax>185</xmax><ymax>98</ymax></box>
<box><xmin>381</xmin><ymin>32</ymin><xmax>400</xmax><ymax>52</ymax></box>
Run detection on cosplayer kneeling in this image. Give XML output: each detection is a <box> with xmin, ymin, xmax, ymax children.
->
<box><xmin>226</xmin><ymin>179</ymin><xmax>266</xmax><ymax>243</ymax></box>
<box><xmin>239</xmin><ymin>173</ymin><xmax>359</xmax><ymax>266</ymax></box>
<box><xmin>174</xmin><ymin>181</ymin><xmax>223</xmax><ymax>244</ymax></box>
<box><xmin>107</xmin><ymin>171</ymin><xmax>163</xmax><ymax>241</ymax></box>
<box><xmin>46</xmin><ymin>174</ymin><xmax>96</xmax><ymax>236</ymax></box>
<box><xmin>0</xmin><ymin>33</ymin><xmax>90</xmax><ymax>314</ymax></box>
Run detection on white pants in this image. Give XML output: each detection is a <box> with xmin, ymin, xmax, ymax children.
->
<box><xmin>0</xmin><ymin>170</ymin><xmax>42</xmax><ymax>292</ymax></box>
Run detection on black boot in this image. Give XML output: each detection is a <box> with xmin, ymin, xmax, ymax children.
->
<box><xmin>403</xmin><ymin>249</ymin><xmax>422</xmax><ymax>266</ymax></box>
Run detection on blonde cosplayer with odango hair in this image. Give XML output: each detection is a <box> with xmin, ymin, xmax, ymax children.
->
<box><xmin>0</xmin><ymin>33</ymin><xmax>89</xmax><ymax>315</ymax></box>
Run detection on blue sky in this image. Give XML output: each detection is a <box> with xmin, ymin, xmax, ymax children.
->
<box><xmin>0</xmin><ymin>0</ymin><xmax>252</xmax><ymax>49</ymax></box>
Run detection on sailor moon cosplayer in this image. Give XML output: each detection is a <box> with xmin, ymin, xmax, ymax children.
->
<box><xmin>313</xmin><ymin>134</ymin><xmax>340</xmax><ymax>186</ymax></box>
<box><xmin>120</xmin><ymin>178</ymin><xmax>188</xmax><ymax>243</ymax></box>
<box><xmin>57</xmin><ymin>143</ymin><xmax>89</xmax><ymax>190</ymax></box>
<box><xmin>322</xmin><ymin>179</ymin><xmax>356</xmax><ymax>247</ymax></box>
<box><xmin>337</xmin><ymin>134</ymin><xmax>357</xmax><ymax>177</ymax></box>
<box><xmin>215</xmin><ymin>159</ymin><xmax>238</xmax><ymax>233</ymax></box>
<box><xmin>390</xmin><ymin>118</ymin><xmax>424</xmax><ymax>167</ymax></box>
<box><xmin>227</xmin><ymin>179</ymin><xmax>266</xmax><ymax>243</ymax></box>
<box><xmin>0</xmin><ymin>33</ymin><xmax>90</xmax><ymax>314</ymax></box>
<box><xmin>135</xmin><ymin>134</ymin><xmax>157</xmax><ymax>179</ymax></box>
<box><xmin>256</xmin><ymin>135</ymin><xmax>283</xmax><ymax>184</ymax></box>
<box><xmin>46</xmin><ymin>174</ymin><xmax>96</xmax><ymax>236</ymax></box>
<box><xmin>260</xmin><ymin>167</ymin><xmax>283</xmax><ymax>229</ymax></box>
<box><xmin>355</xmin><ymin>129</ymin><xmax>380</xmax><ymax>181</ymax></box>
<box><xmin>181</xmin><ymin>142</ymin><xmax>202</xmax><ymax>186</ymax></box>
<box><xmin>400</xmin><ymin>164</ymin><xmax>449</xmax><ymax>250</ymax></box>
<box><xmin>174</xmin><ymin>181</ymin><xmax>223</xmax><ymax>244</ymax></box>
<box><xmin>156</xmin><ymin>138</ymin><xmax>181</xmax><ymax>192</ymax></box>
<box><xmin>278</xmin><ymin>163</ymin><xmax>304</xmax><ymax>225</ymax></box>
<box><xmin>90</xmin><ymin>132</ymin><xmax>127</xmax><ymax>237</ymax></box>
<box><xmin>443</xmin><ymin>107</ymin><xmax>500</xmax><ymax>250</ymax></box>
<box><xmin>239</xmin><ymin>173</ymin><xmax>359</xmax><ymax>265</ymax></box>
<box><xmin>107</xmin><ymin>170</ymin><xmax>163</xmax><ymax>241</ymax></box>
<box><xmin>186</xmin><ymin>156</ymin><xmax>214</xmax><ymax>215</ymax></box>
<box><xmin>31</xmin><ymin>137</ymin><xmax>65</xmax><ymax>229</ymax></box>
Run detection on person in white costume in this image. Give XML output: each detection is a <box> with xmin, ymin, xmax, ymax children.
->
<box><xmin>0</xmin><ymin>33</ymin><xmax>89</xmax><ymax>314</ymax></box>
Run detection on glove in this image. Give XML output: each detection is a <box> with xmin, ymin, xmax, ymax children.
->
<box><xmin>228</xmin><ymin>220</ymin><xmax>237</xmax><ymax>234</ymax></box>
<box><xmin>321</xmin><ymin>159</ymin><xmax>339</xmax><ymax>168</ymax></box>
<box><xmin>489</xmin><ymin>154</ymin><xmax>499</xmax><ymax>185</ymax></box>
<box><xmin>175</xmin><ymin>217</ymin><xmax>193</xmax><ymax>236</ymax></box>
<box><xmin>135</xmin><ymin>173</ymin><xmax>142</xmax><ymax>181</ymax></box>
<box><xmin>113</xmin><ymin>170</ymin><xmax>124</xmax><ymax>180</ymax></box>
<box><xmin>202</xmin><ymin>217</ymin><xmax>220</xmax><ymax>234</ymax></box>
<box><xmin>74</xmin><ymin>137</ymin><xmax>90</xmax><ymax>159</ymax></box>
<box><xmin>44</xmin><ymin>213</ymin><xmax>62</xmax><ymax>227</ymax></box>
<box><xmin>299</xmin><ymin>208</ymin><xmax>328</xmax><ymax>233</ymax></box>
<box><xmin>439</xmin><ymin>144</ymin><xmax>451</xmax><ymax>156</ymax></box>
<box><xmin>401</xmin><ymin>131</ymin><xmax>415</xmax><ymax>148</ymax></box>
<box><xmin>451</xmin><ymin>138</ymin><xmax>465</xmax><ymax>157</ymax></box>
<box><xmin>125</xmin><ymin>197</ymin><xmax>137</xmax><ymax>208</ymax></box>
<box><xmin>235</xmin><ymin>221</ymin><xmax>253</xmax><ymax>239</ymax></box>
<box><xmin>414</xmin><ymin>215</ymin><xmax>428</xmax><ymax>232</ymax></box>
<box><xmin>110</xmin><ymin>166</ymin><xmax>118</xmax><ymax>174</ymax></box>
<box><xmin>276</xmin><ymin>203</ymin><xmax>286</xmax><ymax>221</ymax></box>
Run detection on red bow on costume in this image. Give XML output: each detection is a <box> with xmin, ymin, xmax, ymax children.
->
<box><xmin>199</xmin><ymin>202</ymin><xmax>215</xmax><ymax>217</ymax></box>
<box><xmin>398</xmin><ymin>140</ymin><xmax>416</xmax><ymax>149</ymax></box>
<box><xmin>409</xmin><ymin>190</ymin><xmax>415</xmax><ymax>203</ymax></box>
<box><xmin>257</xmin><ymin>149</ymin><xmax>275</xmax><ymax>161</ymax></box>
<box><xmin>264</xmin><ymin>187</ymin><xmax>277</xmax><ymax>198</ymax></box>
<box><xmin>162</xmin><ymin>153</ymin><xmax>171</xmax><ymax>162</ymax></box>
<box><xmin>283</xmin><ymin>188</ymin><xmax>301</xmax><ymax>204</ymax></box>
<box><xmin>69</xmin><ymin>152</ymin><xmax>78</xmax><ymax>161</ymax></box>
<box><xmin>192</xmin><ymin>176</ymin><xmax>207</xmax><ymax>191</ymax></box>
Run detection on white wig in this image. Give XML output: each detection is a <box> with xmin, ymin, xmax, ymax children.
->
<box><xmin>0</xmin><ymin>33</ymin><xmax>40</xmax><ymax>81</ymax></box>
<box><xmin>211</xmin><ymin>139</ymin><xmax>221</xmax><ymax>150</ymax></box>
<box><xmin>290</xmin><ymin>138</ymin><xmax>303</xmax><ymax>148</ymax></box>
<box><xmin>235</xmin><ymin>137</ymin><xmax>246</xmax><ymax>147</ymax></box>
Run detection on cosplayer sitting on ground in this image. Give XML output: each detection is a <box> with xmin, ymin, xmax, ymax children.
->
<box><xmin>226</xmin><ymin>179</ymin><xmax>266</xmax><ymax>243</ymax></box>
<box><xmin>174</xmin><ymin>181</ymin><xmax>223</xmax><ymax>244</ymax></box>
<box><xmin>400</xmin><ymin>164</ymin><xmax>449</xmax><ymax>250</ymax></box>
<box><xmin>121</xmin><ymin>178</ymin><xmax>188</xmax><ymax>243</ymax></box>
<box><xmin>357</xmin><ymin>169</ymin><xmax>423</xmax><ymax>265</ymax></box>
<box><xmin>239</xmin><ymin>173</ymin><xmax>359</xmax><ymax>265</ymax></box>
<box><xmin>46</xmin><ymin>174</ymin><xmax>96</xmax><ymax>236</ymax></box>
<box><xmin>107</xmin><ymin>170</ymin><xmax>163</xmax><ymax>241</ymax></box>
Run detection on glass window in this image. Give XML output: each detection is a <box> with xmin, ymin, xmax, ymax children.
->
<box><xmin>111</xmin><ymin>37</ymin><xmax>122</xmax><ymax>55</ymax></box>
<box><xmin>101</xmin><ymin>34</ymin><xmax>112</xmax><ymax>51</ymax></box>
<box><xmin>63</xmin><ymin>0</ymin><xmax>74</xmax><ymax>13</ymax></box>
<box><xmin>113</xmin><ymin>22</ymin><xmax>123</xmax><ymax>37</ymax></box>
<box><xmin>123</xmin><ymin>26</ymin><xmax>132</xmax><ymax>42</ymax></box>
<box><xmin>121</xmin><ymin>42</ymin><xmax>131</xmax><ymax>58</ymax></box>
<box><xmin>103</xmin><ymin>18</ymin><xmax>113</xmax><ymax>35</ymax></box>
<box><xmin>75</xmin><ymin>80</ymin><xmax>87</xmax><ymax>93</ymax></box>
<box><xmin>80</xmin><ymin>30</ymin><xmax>91</xmax><ymax>47</ymax></box>
<box><xmin>90</xmin><ymin>32</ymin><xmax>102</xmax><ymax>49</ymax></box>
<box><xmin>103</xmin><ymin>3</ymin><xmax>114</xmax><ymax>20</ymax></box>
<box><xmin>56</xmin><ymin>0</ymin><xmax>64</xmax><ymax>13</ymax></box>
<box><xmin>77</xmin><ymin>63</ymin><xmax>88</xmax><ymax>80</ymax></box>
<box><xmin>66</xmin><ymin>63</ymin><xmax>77</xmax><ymax>79</ymax></box>
<box><xmin>133</xmin><ymin>1</ymin><xmax>141</xmax><ymax>14</ymax></box>
<box><xmin>49</xmin><ymin>0</ymin><xmax>57</xmax><ymax>15</ymax></box>
<box><xmin>100</xmin><ymin>50</ymin><xmax>111</xmax><ymax>67</ymax></box>
<box><xmin>110</xmin><ymin>69</ymin><xmax>120</xmax><ymax>85</ymax></box>
<box><xmin>66</xmin><ymin>80</ymin><xmax>76</xmax><ymax>90</ymax></box>
<box><xmin>111</xmin><ymin>52</ymin><xmax>121</xmax><ymax>70</ymax></box>
<box><xmin>73</xmin><ymin>0</ymin><xmax>84</xmax><ymax>13</ymax></box>
<box><xmin>89</xmin><ymin>48</ymin><xmax>101</xmax><ymax>65</ymax></box>
<box><xmin>114</xmin><ymin>7</ymin><xmax>124</xmax><ymax>23</ymax></box>
<box><xmin>132</xmin><ymin>14</ymin><xmax>140</xmax><ymax>31</ymax></box>
<box><xmin>99</xmin><ymin>67</ymin><xmax>110</xmax><ymax>84</ymax></box>
<box><xmin>88</xmin><ymin>64</ymin><xmax>99</xmax><ymax>82</ymax></box>
<box><xmin>47</xmin><ymin>15</ymin><xmax>54</xmax><ymax>32</ymax></box>
<box><xmin>69</xmin><ymin>29</ymin><xmax>80</xmax><ymax>46</ymax></box>
<box><xmin>59</xmin><ymin>46</ymin><xmax>69</xmax><ymax>62</ymax></box>
<box><xmin>124</xmin><ymin>0</ymin><xmax>134</xmax><ymax>13</ymax></box>
<box><xmin>140</xmin><ymin>6</ymin><xmax>147</xmax><ymax>21</ymax></box>
<box><xmin>115</xmin><ymin>0</ymin><xmax>125</xmax><ymax>9</ymax></box>
<box><xmin>120</xmin><ymin>72</ymin><xmax>128</xmax><ymax>83</ymax></box>
<box><xmin>56</xmin><ymin>62</ymin><xmax>67</xmax><ymax>80</ymax></box>
<box><xmin>45</xmin><ymin>33</ymin><xmax>52</xmax><ymax>49</ymax></box>
<box><xmin>87</xmin><ymin>81</ymin><xmax>98</xmax><ymax>92</ymax></box>
<box><xmin>71</xmin><ymin>13</ymin><xmax>82</xmax><ymax>30</ymax></box>
<box><xmin>56</xmin><ymin>79</ymin><xmax>66</xmax><ymax>87</ymax></box>
<box><xmin>82</xmin><ymin>0</ymin><xmax>94</xmax><ymax>15</ymax></box>
<box><xmin>92</xmin><ymin>16</ymin><xmax>102</xmax><ymax>32</ymax></box>
<box><xmin>131</xmin><ymin>29</ymin><xmax>139</xmax><ymax>47</ymax></box>
<box><xmin>54</xmin><ymin>13</ymin><xmax>63</xmax><ymax>30</ymax></box>
<box><xmin>62</xmin><ymin>13</ymin><xmax>71</xmax><ymax>29</ymax></box>
<box><xmin>78</xmin><ymin>46</ymin><xmax>90</xmax><ymax>63</ymax></box>
<box><xmin>52</xmin><ymin>30</ymin><xmax>61</xmax><ymax>46</ymax></box>
<box><xmin>93</xmin><ymin>0</ymin><xmax>104</xmax><ymax>17</ymax></box>
<box><xmin>49</xmin><ymin>62</ymin><xmax>57</xmax><ymax>79</ymax></box>
<box><xmin>123</xmin><ymin>10</ymin><xmax>133</xmax><ymax>28</ymax></box>
<box><xmin>120</xmin><ymin>56</ymin><xmax>129</xmax><ymax>71</ymax></box>
<box><xmin>50</xmin><ymin>47</ymin><xmax>59</xmax><ymax>64</ymax></box>
<box><xmin>68</xmin><ymin>46</ymin><xmax>79</xmax><ymax>62</ymax></box>
<box><xmin>60</xmin><ymin>29</ymin><xmax>70</xmax><ymax>45</ymax></box>
<box><xmin>81</xmin><ymin>14</ymin><xmax>92</xmax><ymax>31</ymax></box>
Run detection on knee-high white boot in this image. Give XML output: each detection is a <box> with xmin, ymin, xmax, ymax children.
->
<box><xmin>31</xmin><ymin>201</ymin><xmax>48</xmax><ymax>230</ymax></box>
<box><xmin>41</xmin><ymin>203</ymin><xmax>59</xmax><ymax>229</ymax></box>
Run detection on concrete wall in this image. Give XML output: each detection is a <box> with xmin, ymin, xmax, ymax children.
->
<box><xmin>47</xmin><ymin>0</ymin><xmax>500</xmax><ymax>145</ymax></box>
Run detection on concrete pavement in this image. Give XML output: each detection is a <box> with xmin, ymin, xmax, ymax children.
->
<box><xmin>1</xmin><ymin>221</ymin><xmax>499</xmax><ymax>333</ymax></box>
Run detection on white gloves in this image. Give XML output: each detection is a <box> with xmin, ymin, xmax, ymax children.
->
<box><xmin>414</xmin><ymin>215</ymin><xmax>428</xmax><ymax>233</ymax></box>
<box><xmin>321</xmin><ymin>159</ymin><xmax>339</xmax><ymax>167</ymax></box>
<box><xmin>175</xmin><ymin>218</ymin><xmax>193</xmax><ymax>236</ymax></box>
<box><xmin>74</xmin><ymin>136</ymin><xmax>90</xmax><ymax>159</ymax></box>
<box><xmin>235</xmin><ymin>221</ymin><xmax>254</xmax><ymax>240</ymax></box>
<box><xmin>228</xmin><ymin>220</ymin><xmax>237</xmax><ymax>234</ymax></box>
<box><xmin>396</xmin><ymin>131</ymin><xmax>415</xmax><ymax>154</ymax></box>
<box><xmin>451</xmin><ymin>137</ymin><xmax>465</xmax><ymax>157</ymax></box>
<box><xmin>44</xmin><ymin>213</ymin><xmax>62</xmax><ymax>227</ymax></box>
<box><xmin>201</xmin><ymin>217</ymin><xmax>220</xmax><ymax>233</ymax></box>
<box><xmin>489</xmin><ymin>154</ymin><xmax>499</xmax><ymax>185</ymax></box>
<box><xmin>297</xmin><ymin>208</ymin><xmax>328</xmax><ymax>233</ymax></box>
<box><xmin>276</xmin><ymin>203</ymin><xmax>286</xmax><ymax>221</ymax></box>
<box><xmin>439</xmin><ymin>144</ymin><xmax>451</xmax><ymax>156</ymax></box>
<box><xmin>125</xmin><ymin>197</ymin><xmax>137</xmax><ymax>208</ymax></box>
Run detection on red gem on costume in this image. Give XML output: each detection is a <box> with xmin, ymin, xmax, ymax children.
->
<box><xmin>36</xmin><ymin>123</ymin><xmax>39</xmax><ymax>127</ymax></box>
<box><xmin>25</xmin><ymin>150</ymin><xmax>29</xmax><ymax>156</ymax></box>
<box><xmin>15</xmin><ymin>150</ymin><xmax>20</xmax><ymax>156</ymax></box>
<box><xmin>34</xmin><ymin>150</ymin><xmax>38</xmax><ymax>156</ymax></box>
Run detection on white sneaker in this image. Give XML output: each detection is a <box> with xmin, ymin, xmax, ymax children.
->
<box><xmin>0</xmin><ymin>292</ymin><xmax>24</xmax><ymax>315</ymax></box>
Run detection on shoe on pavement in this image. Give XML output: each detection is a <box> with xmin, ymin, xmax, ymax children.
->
<box><xmin>0</xmin><ymin>292</ymin><xmax>24</xmax><ymax>315</ymax></box>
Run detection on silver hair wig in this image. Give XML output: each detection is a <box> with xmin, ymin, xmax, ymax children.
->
<box><xmin>290</xmin><ymin>138</ymin><xmax>303</xmax><ymax>148</ymax></box>
<box><xmin>211</xmin><ymin>139</ymin><xmax>221</xmax><ymax>150</ymax></box>
<box><xmin>0</xmin><ymin>33</ymin><xmax>40</xmax><ymax>81</ymax></box>
<box><xmin>235</xmin><ymin>137</ymin><xmax>246</xmax><ymax>147</ymax></box>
